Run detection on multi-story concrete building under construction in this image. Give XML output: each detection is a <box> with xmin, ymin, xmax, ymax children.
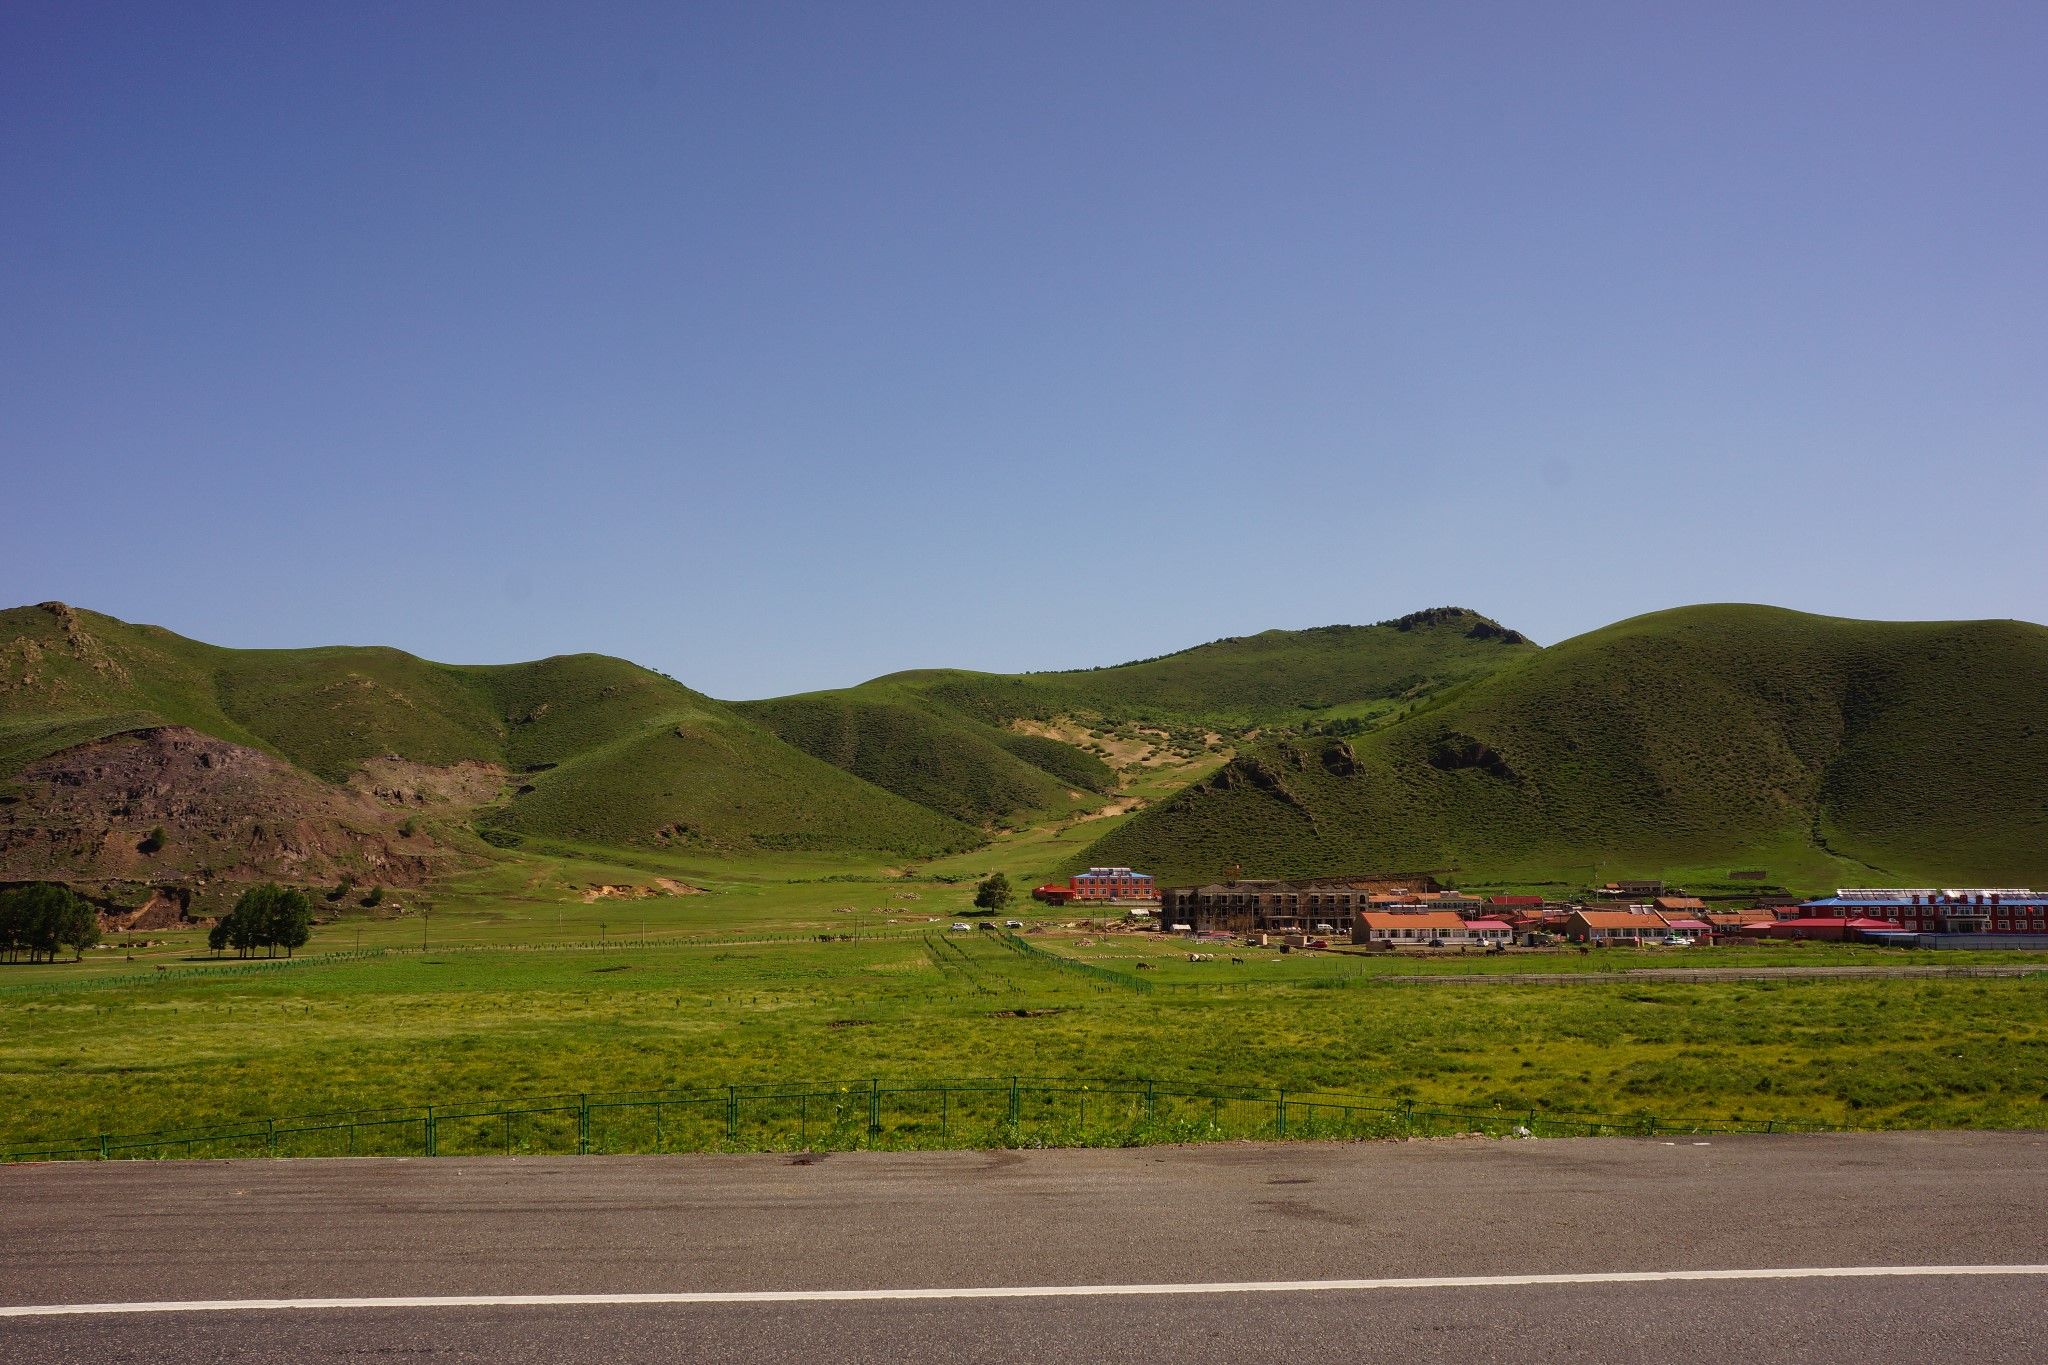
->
<box><xmin>1160</xmin><ymin>874</ymin><xmax>1446</xmax><ymax>936</ymax></box>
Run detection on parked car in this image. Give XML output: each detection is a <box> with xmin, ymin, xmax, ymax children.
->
<box><xmin>1659</xmin><ymin>936</ymin><xmax>1692</xmax><ymax>946</ymax></box>
<box><xmin>950</xmin><ymin>923</ymin><xmax>971</xmax><ymax>932</ymax></box>
<box><xmin>1004</xmin><ymin>919</ymin><xmax>1023</xmax><ymax>928</ymax></box>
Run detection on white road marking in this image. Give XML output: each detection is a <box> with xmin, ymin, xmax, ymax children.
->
<box><xmin>3</xmin><ymin>1265</ymin><xmax>2046</xmax><ymax>1318</ymax></box>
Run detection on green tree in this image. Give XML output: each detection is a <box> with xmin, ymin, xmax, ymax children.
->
<box><xmin>973</xmin><ymin>873</ymin><xmax>1013</xmax><ymax>915</ymax></box>
<box><xmin>0</xmin><ymin>884</ymin><xmax>94</xmax><ymax>963</ymax></box>
<box><xmin>270</xmin><ymin>888</ymin><xmax>313</xmax><ymax>957</ymax></box>
<box><xmin>224</xmin><ymin>894</ymin><xmax>261</xmax><ymax>957</ymax></box>
<box><xmin>57</xmin><ymin>894</ymin><xmax>100</xmax><ymax>960</ymax></box>
<box><xmin>0</xmin><ymin>889</ymin><xmax>19</xmax><ymax>963</ymax></box>
<box><xmin>220</xmin><ymin>883</ymin><xmax>311</xmax><ymax>958</ymax></box>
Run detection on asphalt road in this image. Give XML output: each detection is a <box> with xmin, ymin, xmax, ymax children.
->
<box><xmin>5</xmin><ymin>1131</ymin><xmax>2046</xmax><ymax>1362</ymax></box>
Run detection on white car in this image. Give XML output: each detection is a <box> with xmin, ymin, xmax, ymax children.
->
<box><xmin>1658</xmin><ymin>936</ymin><xmax>1692</xmax><ymax>947</ymax></box>
<box><xmin>1004</xmin><ymin>919</ymin><xmax>1023</xmax><ymax>928</ymax></box>
<box><xmin>950</xmin><ymin>923</ymin><xmax>972</xmax><ymax>932</ymax></box>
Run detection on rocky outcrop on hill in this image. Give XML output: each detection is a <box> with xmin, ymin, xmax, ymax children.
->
<box><xmin>0</xmin><ymin>726</ymin><xmax>461</xmax><ymax>888</ymax></box>
<box><xmin>1381</xmin><ymin>606</ymin><xmax>1532</xmax><ymax>645</ymax></box>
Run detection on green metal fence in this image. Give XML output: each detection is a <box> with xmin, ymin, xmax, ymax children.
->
<box><xmin>0</xmin><ymin>1076</ymin><xmax>1826</xmax><ymax>1164</ymax></box>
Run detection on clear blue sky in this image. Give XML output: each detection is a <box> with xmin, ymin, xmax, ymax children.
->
<box><xmin>5</xmin><ymin>2</ymin><xmax>2043</xmax><ymax>698</ymax></box>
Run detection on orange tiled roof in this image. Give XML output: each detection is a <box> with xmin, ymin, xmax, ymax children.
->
<box><xmin>1360</xmin><ymin>912</ymin><xmax>1468</xmax><ymax>931</ymax></box>
<box><xmin>1570</xmin><ymin>910</ymin><xmax>1669</xmax><ymax>929</ymax></box>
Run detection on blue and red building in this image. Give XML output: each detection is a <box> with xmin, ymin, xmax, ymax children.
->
<box><xmin>1795</xmin><ymin>888</ymin><xmax>2048</xmax><ymax>940</ymax></box>
<box><xmin>1039</xmin><ymin>867</ymin><xmax>1159</xmax><ymax>903</ymax></box>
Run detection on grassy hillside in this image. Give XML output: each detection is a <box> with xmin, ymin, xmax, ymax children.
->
<box><xmin>17</xmin><ymin>599</ymin><xmax>2036</xmax><ymax>890</ymax></box>
<box><xmin>737</xmin><ymin>608</ymin><xmax>1538</xmax><ymax>828</ymax></box>
<box><xmin>0</xmin><ymin>603</ymin><xmax>976</xmax><ymax>862</ymax></box>
<box><xmin>872</xmin><ymin>607</ymin><xmax>1538</xmax><ymax>733</ymax></box>
<box><xmin>736</xmin><ymin>689</ymin><xmax>1112</xmax><ymax>827</ymax></box>
<box><xmin>1088</xmin><ymin>605</ymin><xmax>2048</xmax><ymax>889</ymax></box>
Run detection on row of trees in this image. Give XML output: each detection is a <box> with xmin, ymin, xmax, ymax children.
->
<box><xmin>208</xmin><ymin>884</ymin><xmax>314</xmax><ymax>958</ymax></box>
<box><xmin>0</xmin><ymin>884</ymin><xmax>102</xmax><ymax>963</ymax></box>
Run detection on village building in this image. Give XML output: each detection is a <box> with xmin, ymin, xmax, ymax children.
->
<box><xmin>1564</xmin><ymin>908</ymin><xmax>1675</xmax><ymax>944</ymax></box>
<box><xmin>1738</xmin><ymin>916</ymin><xmax>1894</xmax><ymax>942</ymax></box>
<box><xmin>1706</xmin><ymin>909</ymin><xmax>1781</xmax><ymax>935</ymax></box>
<box><xmin>1353</xmin><ymin>912</ymin><xmax>1509</xmax><ymax>947</ymax></box>
<box><xmin>1066</xmin><ymin>868</ymin><xmax>1159</xmax><ymax>902</ymax></box>
<box><xmin>1795</xmin><ymin>888</ymin><xmax>2048</xmax><ymax>936</ymax></box>
<box><xmin>1159</xmin><ymin>874</ymin><xmax>1445</xmax><ymax>936</ymax></box>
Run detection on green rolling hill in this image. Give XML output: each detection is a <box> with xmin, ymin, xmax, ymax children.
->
<box><xmin>734</xmin><ymin>689</ymin><xmax>1115</xmax><ymax>828</ymax></box>
<box><xmin>735</xmin><ymin>607</ymin><xmax>1539</xmax><ymax>825</ymax></box>
<box><xmin>1085</xmin><ymin>604</ymin><xmax>2048</xmax><ymax>889</ymax></box>
<box><xmin>0</xmin><ymin>603</ymin><xmax>1535</xmax><ymax>884</ymax></box>
<box><xmin>863</xmin><ymin>607</ymin><xmax>1537</xmax><ymax>732</ymax></box>
<box><xmin>5</xmin><ymin>600</ymin><xmax>2040</xmax><ymax>893</ymax></box>
<box><xmin>0</xmin><ymin>603</ymin><xmax>980</xmax><ymax>871</ymax></box>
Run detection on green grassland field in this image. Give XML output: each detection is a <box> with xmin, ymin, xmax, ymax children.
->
<box><xmin>6</xmin><ymin>838</ymin><xmax>2048</xmax><ymax>1151</ymax></box>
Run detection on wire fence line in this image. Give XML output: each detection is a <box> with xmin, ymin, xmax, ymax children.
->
<box><xmin>994</xmin><ymin>930</ymin><xmax>1155</xmax><ymax>991</ymax></box>
<box><xmin>0</xmin><ymin>930</ymin><xmax>941</xmax><ymax>998</ymax></box>
<box><xmin>0</xmin><ymin>1075</ymin><xmax>1829</xmax><ymax>1165</ymax></box>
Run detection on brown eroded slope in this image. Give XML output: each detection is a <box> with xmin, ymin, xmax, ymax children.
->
<box><xmin>0</xmin><ymin>726</ymin><xmax>456</xmax><ymax>887</ymax></box>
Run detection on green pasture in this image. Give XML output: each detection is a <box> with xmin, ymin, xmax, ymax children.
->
<box><xmin>7</xmin><ymin>918</ymin><xmax>2048</xmax><ymax>1151</ymax></box>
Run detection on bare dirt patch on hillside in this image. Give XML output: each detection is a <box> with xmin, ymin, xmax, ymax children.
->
<box><xmin>1069</xmin><ymin>797</ymin><xmax>1148</xmax><ymax>823</ymax></box>
<box><xmin>580</xmin><ymin>879</ymin><xmax>704</xmax><ymax>902</ymax></box>
<box><xmin>0</xmin><ymin>726</ymin><xmax>461</xmax><ymax>889</ymax></box>
<box><xmin>347</xmin><ymin>756</ymin><xmax>508</xmax><ymax>810</ymax></box>
<box><xmin>1008</xmin><ymin>717</ymin><xmax>1225</xmax><ymax>775</ymax></box>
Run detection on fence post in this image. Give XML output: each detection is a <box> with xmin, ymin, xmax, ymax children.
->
<box><xmin>578</xmin><ymin>1094</ymin><xmax>590</xmax><ymax>1155</ymax></box>
<box><xmin>1277</xmin><ymin>1091</ymin><xmax>1288</xmax><ymax>1139</ymax></box>
<box><xmin>1145</xmin><ymin>1081</ymin><xmax>1156</xmax><ymax>1126</ymax></box>
<box><xmin>98</xmin><ymin>1133</ymin><xmax>110</xmax><ymax>1161</ymax></box>
<box><xmin>1008</xmin><ymin>1076</ymin><xmax>1021</xmax><ymax>1130</ymax></box>
<box><xmin>726</xmin><ymin>1085</ymin><xmax>739</xmax><ymax>1142</ymax></box>
<box><xmin>1400</xmin><ymin>1098</ymin><xmax>1414</xmax><ymax>1135</ymax></box>
<box><xmin>868</xmin><ymin>1078</ymin><xmax>881</xmax><ymax>1136</ymax></box>
<box><xmin>424</xmin><ymin>1106</ymin><xmax>437</xmax><ymax>1158</ymax></box>
<box><xmin>267</xmin><ymin>1117</ymin><xmax>277</xmax><ymax>1157</ymax></box>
